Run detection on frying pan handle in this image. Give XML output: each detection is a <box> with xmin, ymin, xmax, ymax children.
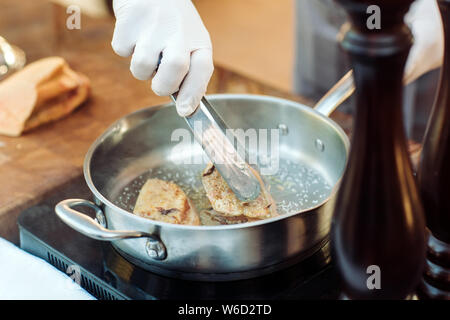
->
<box><xmin>55</xmin><ymin>199</ymin><xmax>167</xmax><ymax>260</ymax></box>
<box><xmin>314</xmin><ymin>70</ymin><xmax>355</xmax><ymax>117</ymax></box>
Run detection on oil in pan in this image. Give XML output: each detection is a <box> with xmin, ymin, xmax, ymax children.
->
<box><xmin>113</xmin><ymin>158</ymin><xmax>331</xmax><ymax>217</ymax></box>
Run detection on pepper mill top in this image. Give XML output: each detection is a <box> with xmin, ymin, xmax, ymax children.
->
<box><xmin>338</xmin><ymin>0</ymin><xmax>413</xmax><ymax>30</ymax></box>
<box><xmin>337</xmin><ymin>0</ymin><xmax>414</xmax><ymax>55</ymax></box>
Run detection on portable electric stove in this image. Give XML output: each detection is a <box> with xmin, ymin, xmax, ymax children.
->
<box><xmin>18</xmin><ymin>175</ymin><xmax>339</xmax><ymax>300</ymax></box>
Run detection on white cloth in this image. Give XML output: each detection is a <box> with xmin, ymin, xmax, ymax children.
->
<box><xmin>111</xmin><ymin>0</ymin><xmax>214</xmax><ymax>117</ymax></box>
<box><xmin>0</xmin><ymin>238</ymin><xmax>95</xmax><ymax>300</ymax></box>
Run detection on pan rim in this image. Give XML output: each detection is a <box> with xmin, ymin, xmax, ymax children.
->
<box><xmin>83</xmin><ymin>93</ymin><xmax>350</xmax><ymax>231</ymax></box>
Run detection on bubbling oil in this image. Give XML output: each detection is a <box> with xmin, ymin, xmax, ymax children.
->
<box><xmin>113</xmin><ymin>159</ymin><xmax>332</xmax><ymax>216</ymax></box>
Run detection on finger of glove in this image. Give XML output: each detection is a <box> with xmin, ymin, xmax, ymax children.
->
<box><xmin>111</xmin><ymin>15</ymin><xmax>139</xmax><ymax>57</ymax></box>
<box><xmin>176</xmin><ymin>48</ymin><xmax>214</xmax><ymax>117</ymax></box>
<box><xmin>152</xmin><ymin>48</ymin><xmax>190</xmax><ymax>96</ymax></box>
<box><xmin>130</xmin><ymin>39</ymin><xmax>162</xmax><ymax>81</ymax></box>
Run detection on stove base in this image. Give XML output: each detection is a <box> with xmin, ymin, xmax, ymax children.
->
<box><xmin>111</xmin><ymin>237</ymin><xmax>330</xmax><ymax>282</ymax></box>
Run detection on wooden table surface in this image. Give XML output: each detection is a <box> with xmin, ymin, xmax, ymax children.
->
<box><xmin>0</xmin><ymin>0</ymin><xmax>347</xmax><ymax>243</ymax></box>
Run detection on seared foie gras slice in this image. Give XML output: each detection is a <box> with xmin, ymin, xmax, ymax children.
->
<box><xmin>201</xmin><ymin>163</ymin><xmax>277</xmax><ymax>219</ymax></box>
<box><xmin>133</xmin><ymin>179</ymin><xmax>200</xmax><ymax>226</ymax></box>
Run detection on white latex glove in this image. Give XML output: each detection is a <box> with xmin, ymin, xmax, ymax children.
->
<box><xmin>111</xmin><ymin>0</ymin><xmax>214</xmax><ymax>116</ymax></box>
<box><xmin>404</xmin><ymin>0</ymin><xmax>444</xmax><ymax>84</ymax></box>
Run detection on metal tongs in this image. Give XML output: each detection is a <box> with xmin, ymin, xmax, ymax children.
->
<box><xmin>171</xmin><ymin>93</ymin><xmax>262</xmax><ymax>202</ymax></box>
<box><xmin>169</xmin><ymin>70</ymin><xmax>356</xmax><ymax>202</ymax></box>
<box><xmin>154</xmin><ymin>53</ymin><xmax>260</xmax><ymax>201</ymax></box>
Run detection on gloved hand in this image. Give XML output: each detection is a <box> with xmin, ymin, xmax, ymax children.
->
<box><xmin>111</xmin><ymin>0</ymin><xmax>214</xmax><ymax>116</ymax></box>
<box><xmin>404</xmin><ymin>0</ymin><xmax>444</xmax><ymax>84</ymax></box>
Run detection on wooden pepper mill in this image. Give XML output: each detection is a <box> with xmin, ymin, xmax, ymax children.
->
<box><xmin>331</xmin><ymin>0</ymin><xmax>426</xmax><ymax>299</ymax></box>
<box><xmin>417</xmin><ymin>0</ymin><xmax>450</xmax><ymax>300</ymax></box>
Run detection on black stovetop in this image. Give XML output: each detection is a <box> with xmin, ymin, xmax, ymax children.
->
<box><xmin>17</xmin><ymin>175</ymin><xmax>339</xmax><ymax>300</ymax></box>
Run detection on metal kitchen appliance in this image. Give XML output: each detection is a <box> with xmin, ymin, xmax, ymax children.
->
<box><xmin>172</xmin><ymin>92</ymin><xmax>262</xmax><ymax>202</ymax></box>
<box><xmin>0</xmin><ymin>36</ymin><xmax>26</xmax><ymax>80</ymax></box>
<box><xmin>54</xmin><ymin>73</ymin><xmax>354</xmax><ymax>281</ymax></box>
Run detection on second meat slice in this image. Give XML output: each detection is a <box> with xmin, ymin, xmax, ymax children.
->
<box><xmin>201</xmin><ymin>163</ymin><xmax>278</xmax><ymax>219</ymax></box>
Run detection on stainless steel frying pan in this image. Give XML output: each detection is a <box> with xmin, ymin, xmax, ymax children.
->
<box><xmin>55</xmin><ymin>73</ymin><xmax>353</xmax><ymax>281</ymax></box>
